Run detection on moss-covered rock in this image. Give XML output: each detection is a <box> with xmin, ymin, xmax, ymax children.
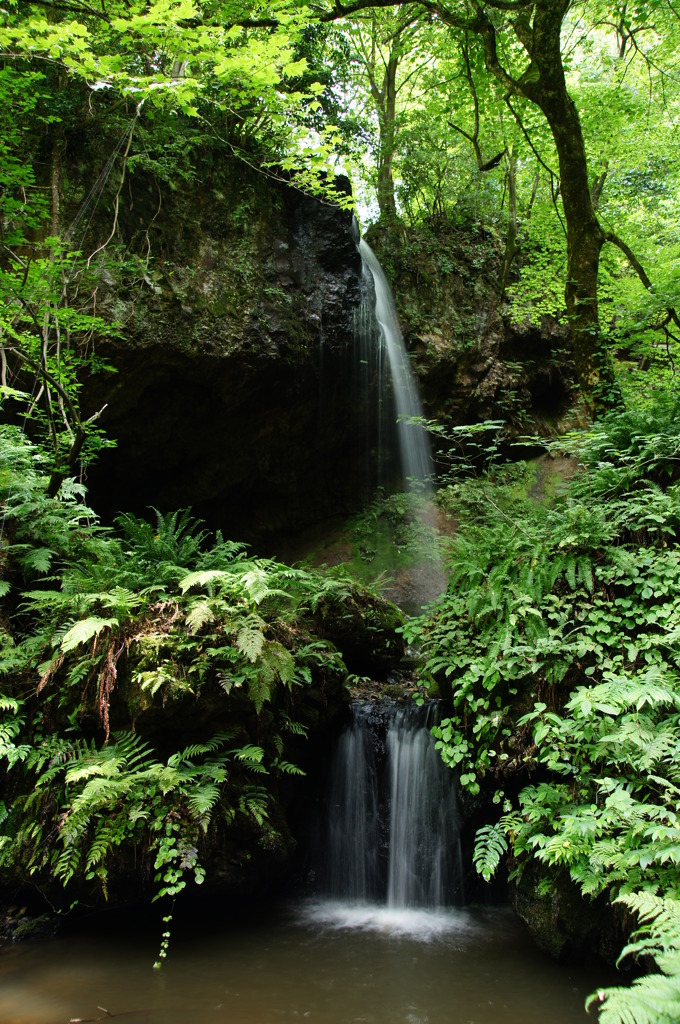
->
<box><xmin>313</xmin><ymin>591</ymin><xmax>406</xmax><ymax>678</ymax></box>
<box><xmin>366</xmin><ymin>224</ymin><xmax>580</xmax><ymax>443</ymax></box>
<box><xmin>510</xmin><ymin>859</ymin><xmax>630</xmax><ymax>965</ymax></box>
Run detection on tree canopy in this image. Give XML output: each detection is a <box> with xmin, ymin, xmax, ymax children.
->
<box><xmin>1</xmin><ymin>0</ymin><xmax>679</xmax><ymax>409</ymax></box>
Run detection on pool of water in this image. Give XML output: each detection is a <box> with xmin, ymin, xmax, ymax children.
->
<box><xmin>0</xmin><ymin>900</ymin><xmax>607</xmax><ymax>1024</ymax></box>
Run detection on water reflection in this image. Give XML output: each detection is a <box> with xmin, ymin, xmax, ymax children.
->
<box><xmin>0</xmin><ymin>903</ymin><xmax>603</xmax><ymax>1024</ymax></box>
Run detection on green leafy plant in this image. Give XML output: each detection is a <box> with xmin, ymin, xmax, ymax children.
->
<box><xmin>406</xmin><ymin>397</ymin><xmax>680</xmax><ymax>1018</ymax></box>
<box><xmin>589</xmin><ymin>894</ymin><xmax>680</xmax><ymax>1024</ymax></box>
<box><xmin>0</xmin><ymin>427</ymin><xmax>378</xmax><ymax>954</ymax></box>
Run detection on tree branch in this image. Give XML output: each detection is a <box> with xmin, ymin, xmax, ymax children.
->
<box><xmin>604</xmin><ymin>230</ymin><xmax>680</xmax><ymax>332</ymax></box>
<box><xmin>86</xmin><ymin>108</ymin><xmax>140</xmax><ymax>267</ymax></box>
<box><xmin>19</xmin><ymin>0</ymin><xmax>112</xmax><ymax>21</ymax></box>
<box><xmin>4</xmin><ymin>345</ymin><xmax>82</xmax><ymax>435</ymax></box>
<box><xmin>3</xmin><ymin>345</ymin><xmax>108</xmax><ymax>496</ymax></box>
<box><xmin>503</xmin><ymin>95</ymin><xmax>566</xmax><ymax>236</ymax></box>
<box><xmin>591</xmin><ymin>161</ymin><xmax>609</xmax><ymax>211</ymax></box>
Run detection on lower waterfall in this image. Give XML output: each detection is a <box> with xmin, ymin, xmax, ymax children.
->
<box><xmin>321</xmin><ymin>702</ymin><xmax>463</xmax><ymax>912</ymax></box>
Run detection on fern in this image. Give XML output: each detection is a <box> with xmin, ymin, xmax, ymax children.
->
<box><xmin>60</xmin><ymin>616</ymin><xmax>118</xmax><ymax>652</ymax></box>
<box><xmin>16</xmin><ymin>545</ymin><xmax>54</xmax><ymax>575</ymax></box>
<box><xmin>473</xmin><ymin>814</ymin><xmax>521</xmax><ymax>882</ymax></box>
<box><xmin>179</xmin><ymin>568</ymin><xmax>228</xmax><ymax>593</ymax></box>
<box><xmin>279</xmin><ymin>714</ymin><xmax>308</xmax><ymax>737</ymax></box>
<box><xmin>238</xmin><ymin>566</ymin><xmax>284</xmax><ymax>605</ymax></box>
<box><xmin>167</xmin><ymin>731</ymin><xmax>238</xmax><ymax>768</ymax></box>
<box><xmin>263</xmin><ymin>642</ymin><xmax>296</xmax><ymax>687</ymax></box>
<box><xmin>185</xmin><ymin>598</ymin><xmax>216</xmax><ymax>634</ymax></box>
<box><xmin>274</xmin><ymin>760</ymin><xmax>305</xmax><ymax>776</ymax></box>
<box><xmin>238</xmin><ymin>784</ymin><xmax>270</xmax><ymax>825</ymax></box>
<box><xmin>247</xmin><ymin>673</ymin><xmax>272</xmax><ymax>714</ymax></box>
<box><xmin>588</xmin><ymin>894</ymin><xmax>680</xmax><ymax>1024</ymax></box>
<box><xmin>97</xmin><ymin>586</ymin><xmax>143</xmax><ymax>616</ymax></box>
<box><xmin>0</xmin><ymin>427</ymin><xmax>384</xmax><ymax>937</ymax></box>
<box><xmin>187</xmin><ymin>783</ymin><xmax>221</xmax><ymax>825</ymax></box>
<box><xmin>233</xmin><ymin>744</ymin><xmax>265</xmax><ymax>767</ymax></box>
<box><xmin>236</xmin><ymin>623</ymin><xmax>266</xmax><ymax>662</ymax></box>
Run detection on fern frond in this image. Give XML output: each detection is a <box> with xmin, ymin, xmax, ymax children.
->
<box><xmin>17</xmin><ymin>546</ymin><xmax>54</xmax><ymax>574</ymax></box>
<box><xmin>60</xmin><ymin>616</ymin><xmax>118</xmax><ymax>652</ymax></box>
<box><xmin>233</xmin><ymin>744</ymin><xmax>266</xmax><ymax>768</ymax></box>
<box><xmin>263</xmin><ymin>642</ymin><xmax>296</xmax><ymax>686</ymax></box>
<box><xmin>275</xmin><ymin>760</ymin><xmax>305</xmax><ymax>776</ymax></box>
<box><xmin>179</xmin><ymin>569</ymin><xmax>228</xmax><ymax>594</ymax></box>
<box><xmin>247</xmin><ymin>674</ymin><xmax>272</xmax><ymax>714</ymax></box>
<box><xmin>591</xmin><ymin>968</ymin><xmax>680</xmax><ymax>1024</ymax></box>
<box><xmin>187</xmin><ymin>783</ymin><xmax>220</xmax><ymax>824</ymax></box>
<box><xmin>185</xmin><ymin>598</ymin><xmax>215</xmax><ymax>634</ymax></box>
<box><xmin>236</xmin><ymin>624</ymin><xmax>265</xmax><ymax>663</ymax></box>
<box><xmin>473</xmin><ymin>821</ymin><xmax>510</xmax><ymax>882</ymax></box>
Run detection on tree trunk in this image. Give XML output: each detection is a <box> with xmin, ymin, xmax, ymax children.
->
<box><xmin>468</xmin><ymin>0</ymin><xmax>620</xmax><ymax>412</ymax></box>
<box><xmin>50</xmin><ymin>135</ymin><xmax>62</xmax><ymax>240</ymax></box>
<box><xmin>375</xmin><ymin>52</ymin><xmax>398</xmax><ymax>222</ymax></box>
<box><xmin>515</xmin><ymin>0</ymin><xmax>620</xmax><ymax>410</ymax></box>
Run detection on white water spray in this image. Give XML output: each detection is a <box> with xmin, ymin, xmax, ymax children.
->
<box><xmin>358</xmin><ymin>239</ymin><xmax>434</xmax><ymax>491</ymax></box>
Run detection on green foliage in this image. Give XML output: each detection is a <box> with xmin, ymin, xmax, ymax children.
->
<box><xmin>60</xmin><ymin>616</ymin><xmax>119</xmax><ymax>653</ymax></box>
<box><xmin>0</xmin><ymin>426</ymin><xmax>360</xmax><ymax>930</ymax></box>
<box><xmin>406</xmin><ymin>395</ymin><xmax>680</xmax><ymax>1018</ymax></box>
<box><xmin>1</xmin><ymin>728</ymin><xmax>241</xmax><ymax>892</ymax></box>
<box><xmin>472</xmin><ymin>815</ymin><xmax>518</xmax><ymax>882</ymax></box>
<box><xmin>589</xmin><ymin>894</ymin><xmax>680</xmax><ymax>1024</ymax></box>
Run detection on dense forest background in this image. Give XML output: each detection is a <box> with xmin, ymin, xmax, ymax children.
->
<box><xmin>2</xmin><ymin>1</ymin><xmax>680</xmax><ymax>1021</ymax></box>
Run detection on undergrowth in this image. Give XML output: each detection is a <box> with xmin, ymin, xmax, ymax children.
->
<box><xmin>406</xmin><ymin>394</ymin><xmax>680</xmax><ymax>1022</ymax></box>
<box><xmin>0</xmin><ymin>424</ymin><xmax>365</xmax><ymax>948</ymax></box>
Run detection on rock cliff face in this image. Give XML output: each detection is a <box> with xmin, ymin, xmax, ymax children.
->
<box><xmin>366</xmin><ymin>224</ymin><xmax>580</xmax><ymax>446</ymax></box>
<box><xmin>80</xmin><ymin>162</ymin><xmax>579</xmax><ymax>543</ymax></box>
<box><xmin>82</xmin><ymin>167</ymin><xmax>366</xmax><ymax>541</ymax></box>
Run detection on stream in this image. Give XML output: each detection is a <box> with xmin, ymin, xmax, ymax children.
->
<box><xmin>0</xmin><ymin>901</ymin><xmax>606</xmax><ymax>1024</ymax></box>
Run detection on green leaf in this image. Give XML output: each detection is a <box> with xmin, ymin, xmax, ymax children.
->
<box><xmin>236</xmin><ymin>625</ymin><xmax>265</xmax><ymax>663</ymax></box>
<box><xmin>60</xmin><ymin>616</ymin><xmax>118</xmax><ymax>652</ymax></box>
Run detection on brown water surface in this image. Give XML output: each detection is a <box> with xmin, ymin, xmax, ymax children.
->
<box><xmin>0</xmin><ymin>901</ymin><xmax>608</xmax><ymax>1024</ymax></box>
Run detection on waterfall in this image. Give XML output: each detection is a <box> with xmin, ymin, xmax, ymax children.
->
<box><xmin>386</xmin><ymin>705</ymin><xmax>461</xmax><ymax>908</ymax></box>
<box><xmin>322</xmin><ymin>702</ymin><xmax>463</xmax><ymax>911</ymax></box>
<box><xmin>358</xmin><ymin>238</ymin><xmax>434</xmax><ymax>492</ymax></box>
<box><xmin>354</xmin><ymin>237</ymin><xmax>446</xmax><ymax>611</ymax></box>
<box><xmin>325</xmin><ymin>704</ymin><xmax>382</xmax><ymax>902</ymax></box>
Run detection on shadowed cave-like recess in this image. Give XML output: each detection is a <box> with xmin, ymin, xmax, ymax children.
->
<box><xmin>79</xmin><ymin>171</ymin><xmax>575</xmax><ymax>545</ymax></box>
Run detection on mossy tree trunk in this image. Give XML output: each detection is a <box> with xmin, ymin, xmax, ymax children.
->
<box><xmin>469</xmin><ymin>0</ymin><xmax>620</xmax><ymax>413</ymax></box>
<box><xmin>374</xmin><ymin>50</ymin><xmax>398</xmax><ymax>223</ymax></box>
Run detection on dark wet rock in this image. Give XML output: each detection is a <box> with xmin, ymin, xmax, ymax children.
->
<box><xmin>313</xmin><ymin>592</ymin><xmax>406</xmax><ymax>678</ymax></box>
<box><xmin>79</xmin><ymin>166</ymin><xmax>365</xmax><ymax>542</ymax></box>
<box><xmin>510</xmin><ymin>863</ymin><xmax>630</xmax><ymax>965</ymax></box>
<box><xmin>0</xmin><ymin>905</ymin><xmax>59</xmax><ymax>944</ymax></box>
<box><xmin>365</xmin><ymin>224</ymin><xmax>583</xmax><ymax>446</ymax></box>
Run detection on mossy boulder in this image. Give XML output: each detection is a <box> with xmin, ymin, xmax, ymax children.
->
<box><xmin>510</xmin><ymin>862</ymin><xmax>630</xmax><ymax>965</ymax></box>
<box><xmin>313</xmin><ymin>591</ymin><xmax>406</xmax><ymax>678</ymax></box>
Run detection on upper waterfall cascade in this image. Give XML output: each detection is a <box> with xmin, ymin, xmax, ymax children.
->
<box><xmin>358</xmin><ymin>238</ymin><xmax>434</xmax><ymax>491</ymax></box>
